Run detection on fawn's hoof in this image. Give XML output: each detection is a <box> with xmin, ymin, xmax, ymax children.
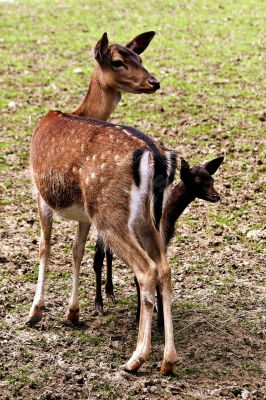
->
<box><xmin>93</xmin><ymin>304</ymin><xmax>104</xmax><ymax>317</ymax></box>
<box><xmin>106</xmin><ymin>292</ymin><xmax>116</xmax><ymax>304</ymax></box>
<box><xmin>160</xmin><ymin>361</ymin><xmax>175</xmax><ymax>376</ymax></box>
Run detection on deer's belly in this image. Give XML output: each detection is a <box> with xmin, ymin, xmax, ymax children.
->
<box><xmin>56</xmin><ymin>204</ymin><xmax>89</xmax><ymax>222</ymax></box>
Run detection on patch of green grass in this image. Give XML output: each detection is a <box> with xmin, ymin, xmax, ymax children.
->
<box><xmin>243</xmin><ymin>362</ymin><xmax>264</xmax><ymax>374</ymax></box>
<box><xmin>1</xmin><ymin>1</ymin><xmax>266</xmax><ymax>398</ymax></box>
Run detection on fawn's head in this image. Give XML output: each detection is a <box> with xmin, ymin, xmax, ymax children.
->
<box><xmin>94</xmin><ymin>31</ymin><xmax>160</xmax><ymax>94</ymax></box>
<box><xmin>180</xmin><ymin>157</ymin><xmax>224</xmax><ymax>202</ymax></box>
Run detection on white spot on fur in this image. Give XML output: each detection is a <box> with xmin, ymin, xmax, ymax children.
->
<box><xmin>92</xmin><ymin>155</ymin><xmax>96</xmax><ymax>161</ymax></box>
<box><xmin>109</xmin><ymin>134</ymin><xmax>114</xmax><ymax>139</ymax></box>
<box><xmin>100</xmin><ymin>177</ymin><xmax>104</xmax><ymax>183</ymax></box>
<box><xmin>73</xmin><ymin>166</ymin><xmax>77</xmax><ymax>173</ymax></box>
<box><xmin>114</xmin><ymin>155</ymin><xmax>120</xmax><ymax>162</ymax></box>
<box><xmin>101</xmin><ymin>163</ymin><xmax>105</xmax><ymax>170</ymax></box>
<box><xmin>86</xmin><ymin>156</ymin><xmax>90</xmax><ymax>161</ymax></box>
<box><xmin>123</xmin><ymin>129</ymin><xmax>130</xmax><ymax>135</ymax></box>
<box><xmin>91</xmin><ymin>172</ymin><xmax>96</xmax><ymax>179</ymax></box>
<box><xmin>85</xmin><ymin>177</ymin><xmax>90</xmax><ymax>185</ymax></box>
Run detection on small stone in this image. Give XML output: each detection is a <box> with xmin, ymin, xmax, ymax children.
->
<box><xmin>247</xmin><ymin>229</ymin><xmax>266</xmax><ymax>240</ymax></box>
<box><xmin>210</xmin><ymin>388</ymin><xmax>221</xmax><ymax>396</ymax></box>
<box><xmin>74</xmin><ymin>68</ymin><xmax>83</xmax><ymax>74</ymax></box>
<box><xmin>241</xmin><ymin>388</ymin><xmax>250</xmax><ymax>399</ymax></box>
<box><xmin>8</xmin><ymin>101</ymin><xmax>17</xmax><ymax>108</ymax></box>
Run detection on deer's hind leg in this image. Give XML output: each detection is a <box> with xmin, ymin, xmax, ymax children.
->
<box><xmin>99</xmin><ymin>228</ymin><xmax>158</xmax><ymax>373</ymax></box>
<box><xmin>157</xmin><ymin>255</ymin><xmax>177</xmax><ymax>375</ymax></box>
<box><xmin>28</xmin><ymin>196</ymin><xmax>53</xmax><ymax>325</ymax></box>
<box><xmin>66</xmin><ymin>221</ymin><xmax>91</xmax><ymax>324</ymax></box>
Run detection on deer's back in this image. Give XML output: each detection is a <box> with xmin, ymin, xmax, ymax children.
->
<box><xmin>30</xmin><ymin>111</ymin><xmax>155</xmax><ymax>218</ymax></box>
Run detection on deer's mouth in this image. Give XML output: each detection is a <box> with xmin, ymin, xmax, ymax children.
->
<box><xmin>208</xmin><ymin>193</ymin><xmax>220</xmax><ymax>203</ymax></box>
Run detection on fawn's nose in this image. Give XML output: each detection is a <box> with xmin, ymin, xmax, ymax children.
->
<box><xmin>148</xmin><ymin>77</ymin><xmax>160</xmax><ymax>90</ymax></box>
<box><xmin>212</xmin><ymin>192</ymin><xmax>220</xmax><ymax>202</ymax></box>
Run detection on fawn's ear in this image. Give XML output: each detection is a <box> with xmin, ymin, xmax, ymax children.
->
<box><xmin>125</xmin><ymin>31</ymin><xmax>155</xmax><ymax>54</ymax></box>
<box><xmin>180</xmin><ymin>159</ymin><xmax>191</xmax><ymax>184</ymax></box>
<box><xmin>205</xmin><ymin>157</ymin><xmax>224</xmax><ymax>175</ymax></box>
<box><xmin>95</xmin><ymin>32</ymin><xmax>109</xmax><ymax>62</ymax></box>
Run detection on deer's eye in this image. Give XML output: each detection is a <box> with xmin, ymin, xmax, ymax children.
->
<box><xmin>111</xmin><ymin>59</ymin><xmax>125</xmax><ymax>68</ymax></box>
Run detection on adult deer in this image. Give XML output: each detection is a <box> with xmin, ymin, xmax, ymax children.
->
<box><xmin>28</xmin><ymin>31</ymin><xmax>160</xmax><ymax>324</ymax></box>
<box><xmin>29</xmin><ymin>111</ymin><xmax>177</xmax><ymax>374</ymax></box>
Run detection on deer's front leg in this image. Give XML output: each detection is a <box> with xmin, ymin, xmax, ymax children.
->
<box><xmin>28</xmin><ymin>197</ymin><xmax>53</xmax><ymax>325</ymax></box>
<box><xmin>66</xmin><ymin>222</ymin><xmax>90</xmax><ymax>324</ymax></box>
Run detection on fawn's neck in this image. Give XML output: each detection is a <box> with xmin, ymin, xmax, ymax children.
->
<box><xmin>162</xmin><ymin>181</ymin><xmax>195</xmax><ymax>247</ymax></box>
<box><xmin>73</xmin><ymin>66</ymin><xmax>121</xmax><ymax>121</ymax></box>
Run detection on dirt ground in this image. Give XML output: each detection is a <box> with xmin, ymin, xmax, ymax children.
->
<box><xmin>1</xmin><ymin>1</ymin><xmax>265</xmax><ymax>399</ymax></box>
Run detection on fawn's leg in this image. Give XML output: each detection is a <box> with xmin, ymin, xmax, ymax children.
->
<box><xmin>93</xmin><ymin>237</ymin><xmax>105</xmax><ymax>316</ymax></box>
<box><xmin>156</xmin><ymin>285</ymin><xmax>164</xmax><ymax>332</ymax></box>
<box><xmin>105</xmin><ymin>249</ymin><xmax>115</xmax><ymax>302</ymax></box>
<box><xmin>28</xmin><ymin>196</ymin><xmax>53</xmax><ymax>325</ymax></box>
<box><xmin>66</xmin><ymin>221</ymin><xmax>90</xmax><ymax>324</ymax></box>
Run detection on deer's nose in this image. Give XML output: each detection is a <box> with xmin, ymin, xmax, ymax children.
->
<box><xmin>148</xmin><ymin>77</ymin><xmax>160</xmax><ymax>90</ymax></box>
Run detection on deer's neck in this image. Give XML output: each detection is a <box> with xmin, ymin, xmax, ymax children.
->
<box><xmin>162</xmin><ymin>181</ymin><xmax>195</xmax><ymax>248</ymax></box>
<box><xmin>73</xmin><ymin>67</ymin><xmax>121</xmax><ymax>121</ymax></box>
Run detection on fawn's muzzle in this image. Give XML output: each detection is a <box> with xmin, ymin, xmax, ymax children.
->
<box><xmin>148</xmin><ymin>77</ymin><xmax>160</xmax><ymax>90</ymax></box>
<box><xmin>210</xmin><ymin>192</ymin><xmax>220</xmax><ymax>202</ymax></box>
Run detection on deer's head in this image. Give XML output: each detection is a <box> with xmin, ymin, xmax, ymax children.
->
<box><xmin>94</xmin><ymin>32</ymin><xmax>160</xmax><ymax>94</ymax></box>
<box><xmin>180</xmin><ymin>157</ymin><xmax>224</xmax><ymax>202</ymax></box>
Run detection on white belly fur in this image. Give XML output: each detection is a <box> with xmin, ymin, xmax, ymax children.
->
<box><xmin>56</xmin><ymin>204</ymin><xmax>89</xmax><ymax>222</ymax></box>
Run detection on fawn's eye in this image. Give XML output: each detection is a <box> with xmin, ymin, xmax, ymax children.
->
<box><xmin>111</xmin><ymin>59</ymin><xmax>125</xmax><ymax>68</ymax></box>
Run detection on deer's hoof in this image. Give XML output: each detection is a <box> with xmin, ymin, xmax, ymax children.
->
<box><xmin>26</xmin><ymin>315</ymin><xmax>42</xmax><ymax>326</ymax></box>
<box><xmin>27</xmin><ymin>305</ymin><xmax>44</xmax><ymax>326</ymax></box>
<box><xmin>66</xmin><ymin>308</ymin><xmax>80</xmax><ymax>325</ymax></box>
<box><xmin>160</xmin><ymin>361</ymin><xmax>175</xmax><ymax>376</ymax></box>
<box><xmin>121</xmin><ymin>356</ymin><xmax>145</xmax><ymax>374</ymax></box>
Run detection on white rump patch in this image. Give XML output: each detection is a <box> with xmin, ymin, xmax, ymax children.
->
<box><xmin>128</xmin><ymin>151</ymin><xmax>153</xmax><ymax>230</ymax></box>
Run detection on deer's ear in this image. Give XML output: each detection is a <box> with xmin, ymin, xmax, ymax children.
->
<box><xmin>180</xmin><ymin>159</ymin><xmax>192</xmax><ymax>184</ymax></box>
<box><xmin>95</xmin><ymin>32</ymin><xmax>109</xmax><ymax>62</ymax></box>
<box><xmin>205</xmin><ymin>157</ymin><xmax>224</xmax><ymax>175</ymax></box>
<box><xmin>125</xmin><ymin>31</ymin><xmax>155</xmax><ymax>54</ymax></box>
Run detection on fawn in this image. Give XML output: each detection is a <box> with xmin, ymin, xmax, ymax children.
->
<box><xmin>93</xmin><ymin>156</ymin><xmax>224</xmax><ymax>320</ymax></box>
<box><xmin>29</xmin><ymin>111</ymin><xmax>177</xmax><ymax>374</ymax></box>
<box><xmin>28</xmin><ymin>31</ymin><xmax>160</xmax><ymax>323</ymax></box>
<box><xmin>141</xmin><ymin>157</ymin><xmax>224</xmax><ymax>329</ymax></box>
